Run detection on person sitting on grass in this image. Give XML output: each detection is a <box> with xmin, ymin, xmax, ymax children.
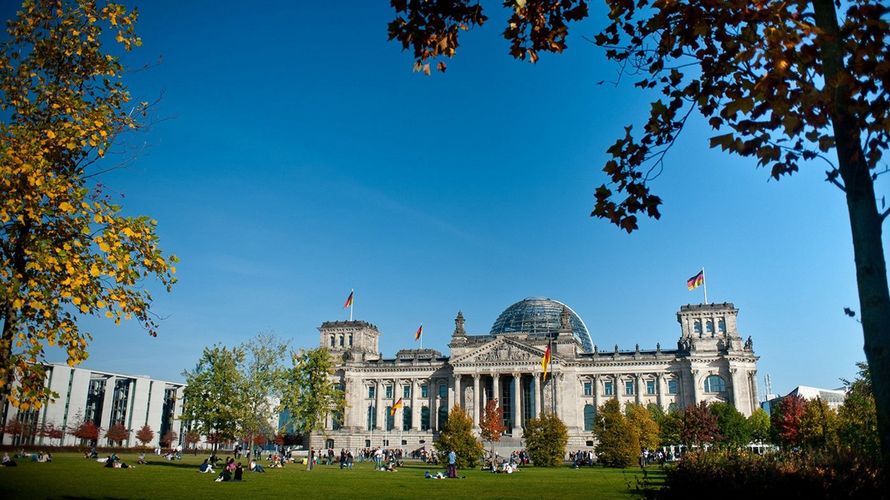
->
<box><xmin>2</xmin><ymin>452</ymin><xmax>17</xmax><ymax>467</ymax></box>
<box><xmin>233</xmin><ymin>462</ymin><xmax>244</xmax><ymax>481</ymax></box>
<box><xmin>137</xmin><ymin>453</ymin><xmax>146</xmax><ymax>465</ymax></box>
<box><xmin>215</xmin><ymin>463</ymin><xmax>233</xmax><ymax>482</ymax></box>
<box><xmin>199</xmin><ymin>459</ymin><xmax>214</xmax><ymax>473</ymax></box>
<box><xmin>249</xmin><ymin>459</ymin><xmax>265</xmax><ymax>473</ymax></box>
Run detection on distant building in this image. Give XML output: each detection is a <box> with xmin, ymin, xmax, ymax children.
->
<box><xmin>0</xmin><ymin>363</ymin><xmax>186</xmax><ymax>448</ymax></box>
<box><xmin>762</xmin><ymin>385</ymin><xmax>847</xmax><ymax>414</ymax></box>
<box><xmin>308</xmin><ymin>298</ymin><xmax>760</xmax><ymax>453</ymax></box>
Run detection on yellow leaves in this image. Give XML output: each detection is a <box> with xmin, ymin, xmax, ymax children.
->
<box><xmin>72</xmin><ymin>297</ymin><xmax>81</xmax><ymax>306</ymax></box>
<box><xmin>98</xmin><ymin>241</ymin><xmax>110</xmax><ymax>253</ymax></box>
<box><xmin>89</xmin><ymin>264</ymin><xmax>100</xmax><ymax>277</ymax></box>
<box><xmin>12</xmin><ymin>298</ymin><xmax>24</xmax><ymax>309</ymax></box>
<box><xmin>59</xmin><ymin>201</ymin><xmax>75</xmax><ymax>213</ymax></box>
<box><xmin>94</xmin><ymin>214</ymin><xmax>103</xmax><ymax>224</ymax></box>
<box><xmin>45</xmin><ymin>130</ymin><xmax>56</xmax><ymax>139</ymax></box>
<box><xmin>79</xmin><ymin>304</ymin><xmax>89</xmax><ymax>313</ymax></box>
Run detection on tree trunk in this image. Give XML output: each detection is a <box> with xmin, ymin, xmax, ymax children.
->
<box><xmin>813</xmin><ymin>0</ymin><xmax>890</xmax><ymax>463</ymax></box>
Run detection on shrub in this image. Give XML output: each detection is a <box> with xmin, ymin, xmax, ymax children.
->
<box><xmin>594</xmin><ymin>398</ymin><xmax>638</xmax><ymax>467</ymax></box>
<box><xmin>524</xmin><ymin>412</ymin><xmax>568</xmax><ymax>467</ymax></box>
<box><xmin>435</xmin><ymin>406</ymin><xmax>483</xmax><ymax>468</ymax></box>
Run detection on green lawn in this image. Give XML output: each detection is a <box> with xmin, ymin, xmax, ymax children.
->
<box><xmin>0</xmin><ymin>452</ymin><xmax>663</xmax><ymax>499</ymax></box>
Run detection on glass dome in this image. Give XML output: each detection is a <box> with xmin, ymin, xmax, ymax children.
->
<box><xmin>490</xmin><ymin>297</ymin><xmax>593</xmax><ymax>352</ymax></box>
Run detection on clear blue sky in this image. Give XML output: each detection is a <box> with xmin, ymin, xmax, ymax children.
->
<box><xmin>7</xmin><ymin>1</ymin><xmax>879</xmax><ymax>396</ymax></box>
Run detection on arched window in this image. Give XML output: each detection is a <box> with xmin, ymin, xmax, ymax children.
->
<box><xmin>706</xmin><ymin>320</ymin><xmax>714</xmax><ymax>335</ymax></box>
<box><xmin>330</xmin><ymin>335</ymin><xmax>335</xmax><ymax>347</ymax></box>
<box><xmin>717</xmin><ymin>319</ymin><xmax>726</xmax><ymax>333</ymax></box>
<box><xmin>421</xmin><ymin>407</ymin><xmax>430</xmax><ymax>431</ymax></box>
<box><xmin>437</xmin><ymin>406</ymin><xmax>448</xmax><ymax>429</ymax></box>
<box><xmin>583</xmin><ymin>404</ymin><xmax>595</xmax><ymax>431</ymax></box>
<box><xmin>704</xmin><ymin>375</ymin><xmax>726</xmax><ymax>393</ymax></box>
<box><xmin>693</xmin><ymin>320</ymin><xmax>702</xmax><ymax>335</ymax></box>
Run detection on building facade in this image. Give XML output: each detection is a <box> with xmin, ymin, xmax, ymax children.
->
<box><xmin>0</xmin><ymin>363</ymin><xmax>186</xmax><ymax>448</ymax></box>
<box><xmin>311</xmin><ymin>298</ymin><xmax>759</xmax><ymax>452</ymax></box>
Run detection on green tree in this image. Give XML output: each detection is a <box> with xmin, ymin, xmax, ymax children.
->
<box><xmin>594</xmin><ymin>398</ymin><xmax>638</xmax><ymax>467</ymax></box>
<box><xmin>626</xmin><ymin>403</ymin><xmax>660</xmax><ymax>450</ymax></box>
<box><xmin>435</xmin><ymin>406</ymin><xmax>483</xmax><ymax>468</ymax></box>
<box><xmin>181</xmin><ymin>345</ymin><xmax>245</xmax><ymax>452</ymax></box>
<box><xmin>838</xmin><ymin>361</ymin><xmax>879</xmax><ymax>457</ymax></box>
<box><xmin>387</xmin><ymin>0</ymin><xmax>890</xmax><ymax>463</ymax></box>
<box><xmin>680</xmin><ymin>402</ymin><xmax>720</xmax><ymax>448</ymax></box>
<box><xmin>710</xmin><ymin>402</ymin><xmax>751</xmax><ymax>449</ymax></box>
<box><xmin>747</xmin><ymin>408</ymin><xmax>771</xmax><ymax>444</ymax></box>
<box><xmin>280</xmin><ymin>348</ymin><xmax>345</xmax><ymax>440</ymax></box>
<box><xmin>478</xmin><ymin>398</ymin><xmax>506</xmax><ymax>462</ymax></box>
<box><xmin>524</xmin><ymin>412</ymin><xmax>569</xmax><ymax>467</ymax></box>
<box><xmin>657</xmin><ymin>408</ymin><xmax>683</xmax><ymax>446</ymax></box>
<box><xmin>0</xmin><ymin>0</ymin><xmax>177</xmax><ymax>411</ymax></box>
<box><xmin>799</xmin><ymin>397</ymin><xmax>839</xmax><ymax>449</ymax></box>
<box><xmin>238</xmin><ymin>333</ymin><xmax>287</xmax><ymax>454</ymax></box>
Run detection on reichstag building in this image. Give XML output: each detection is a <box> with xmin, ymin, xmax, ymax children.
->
<box><xmin>311</xmin><ymin>298</ymin><xmax>759</xmax><ymax>452</ymax></box>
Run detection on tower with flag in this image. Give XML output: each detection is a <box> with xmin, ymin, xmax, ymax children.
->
<box><xmin>343</xmin><ymin>289</ymin><xmax>354</xmax><ymax>320</ymax></box>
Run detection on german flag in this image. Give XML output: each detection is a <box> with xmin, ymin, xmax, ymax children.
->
<box><xmin>343</xmin><ymin>290</ymin><xmax>354</xmax><ymax>309</ymax></box>
<box><xmin>687</xmin><ymin>271</ymin><xmax>704</xmax><ymax>291</ymax></box>
<box><xmin>415</xmin><ymin>324</ymin><xmax>423</xmax><ymax>341</ymax></box>
<box><xmin>541</xmin><ymin>342</ymin><xmax>552</xmax><ymax>381</ymax></box>
<box><xmin>390</xmin><ymin>398</ymin><xmax>403</xmax><ymax>416</ymax></box>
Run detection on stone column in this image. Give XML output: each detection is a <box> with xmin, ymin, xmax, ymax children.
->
<box><xmin>593</xmin><ymin>374</ymin><xmax>602</xmax><ymax>410</ymax></box>
<box><xmin>429</xmin><ymin>379</ymin><xmax>437</xmax><ymax>432</ymax></box>
<box><xmin>535</xmin><ymin>372</ymin><xmax>543</xmax><ymax>417</ymax></box>
<box><xmin>411</xmin><ymin>378</ymin><xmax>419</xmax><ymax>431</ymax></box>
<box><xmin>472</xmin><ymin>373</ymin><xmax>481</xmax><ymax>426</ymax></box>
<box><xmin>453</xmin><ymin>374</ymin><xmax>462</xmax><ymax>410</ymax></box>
<box><xmin>513</xmin><ymin>373</ymin><xmax>522</xmax><ymax>433</ymax></box>
<box><xmin>656</xmin><ymin>374</ymin><xmax>665</xmax><ymax>410</ymax></box>
<box><xmin>492</xmin><ymin>374</ymin><xmax>500</xmax><ymax>406</ymax></box>
<box><xmin>375</xmin><ymin>380</ymin><xmax>384</xmax><ymax>430</ymax></box>
<box><xmin>636</xmin><ymin>374</ymin><xmax>643</xmax><ymax>405</ymax></box>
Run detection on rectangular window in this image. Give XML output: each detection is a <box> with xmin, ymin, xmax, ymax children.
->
<box><xmin>421</xmin><ymin>384</ymin><xmax>428</xmax><ymax>398</ymax></box>
<box><xmin>583</xmin><ymin>381</ymin><xmax>592</xmax><ymax>396</ymax></box>
<box><xmin>438</xmin><ymin>383</ymin><xmax>447</xmax><ymax>398</ymax></box>
<box><xmin>403</xmin><ymin>385</ymin><xmax>411</xmax><ymax>399</ymax></box>
<box><xmin>625</xmin><ymin>380</ymin><xmax>635</xmax><ymax>396</ymax></box>
<box><xmin>385</xmin><ymin>385</ymin><xmax>393</xmax><ymax>399</ymax></box>
<box><xmin>368</xmin><ymin>386</ymin><xmax>375</xmax><ymax>399</ymax></box>
<box><xmin>668</xmin><ymin>379</ymin><xmax>679</xmax><ymax>395</ymax></box>
<box><xmin>604</xmin><ymin>381</ymin><xmax>614</xmax><ymax>396</ymax></box>
<box><xmin>349</xmin><ymin>334</ymin><xmax>354</xmax><ymax>346</ymax></box>
<box><xmin>646</xmin><ymin>380</ymin><xmax>656</xmax><ymax>395</ymax></box>
<box><xmin>339</xmin><ymin>335</ymin><xmax>345</xmax><ymax>347</ymax></box>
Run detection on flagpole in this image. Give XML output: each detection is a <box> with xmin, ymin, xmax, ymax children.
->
<box><xmin>702</xmin><ymin>268</ymin><xmax>709</xmax><ymax>304</ymax></box>
<box><xmin>350</xmin><ymin>289</ymin><xmax>354</xmax><ymax>321</ymax></box>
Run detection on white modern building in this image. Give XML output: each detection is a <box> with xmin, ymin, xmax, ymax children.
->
<box><xmin>0</xmin><ymin>363</ymin><xmax>186</xmax><ymax>448</ymax></box>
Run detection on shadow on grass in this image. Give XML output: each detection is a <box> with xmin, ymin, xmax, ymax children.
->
<box><xmin>143</xmin><ymin>460</ymin><xmax>198</xmax><ymax>470</ymax></box>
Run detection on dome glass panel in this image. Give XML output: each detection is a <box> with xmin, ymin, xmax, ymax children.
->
<box><xmin>490</xmin><ymin>297</ymin><xmax>593</xmax><ymax>352</ymax></box>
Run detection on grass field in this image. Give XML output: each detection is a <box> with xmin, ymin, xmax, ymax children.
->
<box><xmin>0</xmin><ymin>452</ymin><xmax>663</xmax><ymax>499</ymax></box>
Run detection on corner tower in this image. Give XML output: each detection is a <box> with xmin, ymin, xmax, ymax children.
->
<box><xmin>319</xmin><ymin>320</ymin><xmax>381</xmax><ymax>361</ymax></box>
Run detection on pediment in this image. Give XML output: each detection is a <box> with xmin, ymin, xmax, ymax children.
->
<box><xmin>451</xmin><ymin>337</ymin><xmax>548</xmax><ymax>366</ymax></box>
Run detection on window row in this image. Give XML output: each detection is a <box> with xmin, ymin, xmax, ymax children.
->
<box><xmin>582</xmin><ymin>378</ymin><xmax>679</xmax><ymax>397</ymax></box>
<box><xmin>365</xmin><ymin>405</ymin><xmax>445</xmax><ymax>431</ymax></box>
<box><xmin>692</xmin><ymin>318</ymin><xmax>726</xmax><ymax>336</ymax></box>
<box><xmin>329</xmin><ymin>334</ymin><xmax>354</xmax><ymax>348</ymax></box>
<box><xmin>367</xmin><ymin>382</ymin><xmax>446</xmax><ymax>399</ymax></box>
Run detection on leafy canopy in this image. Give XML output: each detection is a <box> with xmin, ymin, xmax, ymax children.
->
<box><xmin>0</xmin><ymin>0</ymin><xmax>177</xmax><ymax>410</ymax></box>
<box><xmin>593</xmin><ymin>398</ymin><xmax>638</xmax><ymax>467</ymax></box>
<box><xmin>435</xmin><ymin>406</ymin><xmax>484</xmax><ymax>468</ymax></box>
<box><xmin>280</xmin><ymin>347</ymin><xmax>346</xmax><ymax>436</ymax></box>
<box><xmin>524</xmin><ymin>411</ymin><xmax>569</xmax><ymax>467</ymax></box>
